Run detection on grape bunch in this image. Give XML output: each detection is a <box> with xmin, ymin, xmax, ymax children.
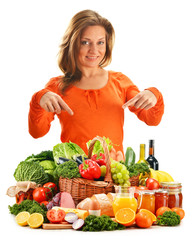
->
<box><xmin>111</xmin><ymin>160</ymin><xmax>130</xmax><ymax>186</ymax></box>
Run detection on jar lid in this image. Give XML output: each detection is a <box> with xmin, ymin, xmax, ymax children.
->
<box><xmin>160</xmin><ymin>182</ymin><xmax>182</xmax><ymax>189</ymax></box>
<box><xmin>139</xmin><ymin>190</ymin><xmax>155</xmax><ymax>195</ymax></box>
<box><xmin>154</xmin><ymin>189</ymin><xmax>168</xmax><ymax>194</ymax></box>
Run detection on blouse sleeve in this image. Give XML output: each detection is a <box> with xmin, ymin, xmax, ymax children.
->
<box><xmin>126</xmin><ymin>84</ymin><xmax>164</xmax><ymax>126</ymax></box>
<box><xmin>28</xmin><ymin>77</ymin><xmax>60</xmax><ymax>138</ymax></box>
<box><xmin>115</xmin><ymin>72</ymin><xmax>164</xmax><ymax>126</ymax></box>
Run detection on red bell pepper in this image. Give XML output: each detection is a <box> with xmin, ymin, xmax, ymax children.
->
<box><xmin>79</xmin><ymin>158</ymin><xmax>101</xmax><ymax>180</ymax></box>
<box><xmin>91</xmin><ymin>153</ymin><xmax>106</xmax><ymax>166</ymax></box>
<box><xmin>16</xmin><ymin>189</ymin><xmax>33</xmax><ymax>204</ymax></box>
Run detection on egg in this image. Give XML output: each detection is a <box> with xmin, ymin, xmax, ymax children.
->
<box><xmin>88</xmin><ymin>199</ymin><xmax>101</xmax><ymax>216</ymax></box>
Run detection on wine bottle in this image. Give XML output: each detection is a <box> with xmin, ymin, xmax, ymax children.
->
<box><xmin>146</xmin><ymin>140</ymin><xmax>159</xmax><ymax>170</ymax></box>
<box><xmin>137</xmin><ymin>144</ymin><xmax>150</xmax><ymax>166</ymax></box>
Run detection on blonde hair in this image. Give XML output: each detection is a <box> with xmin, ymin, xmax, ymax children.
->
<box><xmin>58</xmin><ymin>9</ymin><xmax>115</xmax><ymax>93</ymax></box>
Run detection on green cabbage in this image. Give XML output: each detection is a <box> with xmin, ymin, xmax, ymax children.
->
<box><xmin>39</xmin><ymin>160</ymin><xmax>56</xmax><ymax>170</ymax></box>
<box><xmin>39</xmin><ymin>160</ymin><xmax>56</xmax><ymax>182</ymax></box>
<box><xmin>14</xmin><ymin>161</ymin><xmax>49</xmax><ymax>185</ymax></box>
<box><xmin>53</xmin><ymin>142</ymin><xmax>87</xmax><ymax>164</ymax></box>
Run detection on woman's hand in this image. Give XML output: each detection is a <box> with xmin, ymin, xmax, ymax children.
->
<box><xmin>122</xmin><ymin>90</ymin><xmax>157</xmax><ymax>110</ymax></box>
<box><xmin>40</xmin><ymin>91</ymin><xmax>74</xmax><ymax>115</ymax></box>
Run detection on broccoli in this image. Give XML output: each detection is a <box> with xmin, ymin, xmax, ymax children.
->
<box><xmin>54</xmin><ymin>160</ymin><xmax>81</xmax><ymax>181</ymax></box>
<box><xmin>82</xmin><ymin>215</ymin><xmax>125</xmax><ymax>231</ymax></box>
<box><xmin>157</xmin><ymin>211</ymin><xmax>181</xmax><ymax>226</ymax></box>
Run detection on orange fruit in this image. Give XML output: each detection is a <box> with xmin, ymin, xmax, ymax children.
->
<box><xmin>171</xmin><ymin>207</ymin><xmax>185</xmax><ymax>220</ymax></box>
<box><xmin>135</xmin><ymin>211</ymin><xmax>153</xmax><ymax>228</ymax></box>
<box><xmin>115</xmin><ymin>208</ymin><xmax>135</xmax><ymax>226</ymax></box>
<box><xmin>139</xmin><ymin>209</ymin><xmax>157</xmax><ymax>223</ymax></box>
<box><xmin>156</xmin><ymin>207</ymin><xmax>171</xmax><ymax>217</ymax></box>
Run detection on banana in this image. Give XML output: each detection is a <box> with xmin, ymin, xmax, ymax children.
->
<box><xmin>156</xmin><ymin>170</ymin><xmax>174</xmax><ymax>182</ymax></box>
<box><xmin>149</xmin><ymin>168</ymin><xmax>174</xmax><ymax>183</ymax></box>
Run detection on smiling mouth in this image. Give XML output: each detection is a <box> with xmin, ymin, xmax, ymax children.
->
<box><xmin>86</xmin><ymin>56</ymin><xmax>98</xmax><ymax>60</ymax></box>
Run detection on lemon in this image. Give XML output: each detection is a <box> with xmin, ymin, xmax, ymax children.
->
<box><xmin>15</xmin><ymin>211</ymin><xmax>30</xmax><ymax>226</ymax></box>
<box><xmin>27</xmin><ymin>213</ymin><xmax>44</xmax><ymax>228</ymax></box>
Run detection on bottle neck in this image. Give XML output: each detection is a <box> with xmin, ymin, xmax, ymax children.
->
<box><xmin>149</xmin><ymin>147</ymin><xmax>154</xmax><ymax>156</ymax></box>
<box><xmin>139</xmin><ymin>144</ymin><xmax>145</xmax><ymax>160</ymax></box>
<box><xmin>149</xmin><ymin>140</ymin><xmax>155</xmax><ymax>156</ymax></box>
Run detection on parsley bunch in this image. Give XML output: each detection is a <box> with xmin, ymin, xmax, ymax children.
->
<box><xmin>157</xmin><ymin>211</ymin><xmax>181</xmax><ymax>226</ymax></box>
<box><xmin>82</xmin><ymin>215</ymin><xmax>125</xmax><ymax>231</ymax></box>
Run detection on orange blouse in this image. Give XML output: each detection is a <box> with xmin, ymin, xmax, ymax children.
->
<box><xmin>28</xmin><ymin>71</ymin><xmax>164</xmax><ymax>154</ymax></box>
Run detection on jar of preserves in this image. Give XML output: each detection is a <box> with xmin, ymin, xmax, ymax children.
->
<box><xmin>155</xmin><ymin>189</ymin><xmax>168</xmax><ymax>211</ymax></box>
<box><xmin>137</xmin><ymin>190</ymin><xmax>155</xmax><ymax>214</ymax></box>
<box><xmin>160</xmin><ymin>182</ymin><xmax>183</xmax><ymax>208</ymax></box>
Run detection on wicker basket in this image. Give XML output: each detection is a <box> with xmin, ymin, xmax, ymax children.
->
<box><xmin>129</xmin><ymin>174</ymin><xmax>140</xmax><ymax>186</ymax></box>
<box><xmin>59</xmin><ymin>136</ymin><xmax>115</xmax><ymax>205</ymax></box>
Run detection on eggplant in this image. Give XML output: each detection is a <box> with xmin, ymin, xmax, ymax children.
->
<box><xmin>74</xmin><ymin>156</ymin><xmax>88</xmax><ymax>166</ymax></box>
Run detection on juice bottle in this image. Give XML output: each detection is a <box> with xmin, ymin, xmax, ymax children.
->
<box><xmin>112</xmin><ymin>186</ymin><xmax>138</xmax><ymax>214</ymax></box>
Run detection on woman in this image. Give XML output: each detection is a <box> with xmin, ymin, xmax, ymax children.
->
<box><xmin>28</xmin><ymin>9</ymin><xmax>164</xmax><ymax>154</ymax></box>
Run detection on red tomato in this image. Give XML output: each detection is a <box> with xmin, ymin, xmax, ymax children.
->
<box><xmin>40</xmin><ymin>201</ymin><xmax>49</xmax><ymax>206</ymax></box>
<box><xmin>47</xmin><ymin>209</ymin><xmax>65</xmax><ymax>223</ymax></box>
<box><xmin>146</xmin><ymin>178</ymin><xmax>160</xmax><ymax>190</ymax></box>
<box><xmin>43</xmin><ymin>182</ymin><xmax>58</xmax><ymax>198</ymax></box>
<box><xmin>134</xmin><ymin>186</ymin><xmax>148</xmax><ymax>199</ymax></box>
<box><xmin>33</xmin><ymin>187</ymin><xmax>49</xmax><ymax>203</ymax></box>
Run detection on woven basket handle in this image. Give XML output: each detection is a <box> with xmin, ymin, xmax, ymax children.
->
<box><xmin>88</xmin><ymin>136</ymin><xmax>112</xmax><ymax>182</ymax></box>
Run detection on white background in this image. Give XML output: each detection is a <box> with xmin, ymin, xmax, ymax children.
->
<box><xmin>0</xmin><ymin>0</ymin><xmax>192</xmax><ymax>239</ymax></box>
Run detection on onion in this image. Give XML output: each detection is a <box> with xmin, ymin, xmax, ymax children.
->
<box><xmin>72</xmin><ymin>219</ymin><xmax>84</xmax><ymax>230</ymax></box>
<box><xmin>64</xmin><ymin>212</ymin><xmax>78</xmax><ymax>223</ymax></box>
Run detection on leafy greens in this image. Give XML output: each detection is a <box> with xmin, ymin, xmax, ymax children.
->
<box><xmin>14</xmin><ymin>161</ymin><xmax>49</xmax><ymax>185</ymax></box>
<box><xmin>53</xmin><ymin>142</ymin><xmax>87</xmax><ymax>164</ymax></box>
<box><xmin>86</xmin><ymin>137</ymin><xmax>113</xmax><ymax>155</ymax></box>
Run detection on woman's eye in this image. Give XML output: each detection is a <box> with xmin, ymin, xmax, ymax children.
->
<box><xmin>81</xmin><ymin>41</ymin><xmax>89</xmax><ymax>45</ymax></box>
<box><xmin>98</xmin><ymin>41</ymin><xmax>104</xmax><ymax>45</ymax></box>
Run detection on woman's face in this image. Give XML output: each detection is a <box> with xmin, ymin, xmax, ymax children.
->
<box><xmin>78</xmin><ymin>25</ymin><xmax>106</xmax><ymax>70</ymax></box>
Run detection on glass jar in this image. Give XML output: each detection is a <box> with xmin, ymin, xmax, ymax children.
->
<box><xmin>160</xmin><ymin>182</ymin><xmax>183</xmax><ymax>208</ymax></box>
<box><xmin>155</xmin><ymin>189</ymin><xmax>168</xmax><ymax>211</ymax></box>
<box><xmin>137</xmin><ymin>190</ymin><xmax>155</xmax><ymax>214</ymax></box>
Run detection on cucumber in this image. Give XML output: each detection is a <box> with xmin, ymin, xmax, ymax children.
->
<box><xmin>125</xmin><ymin>147</ymin><xmax>136</xmax><ymax>167</ymax></box>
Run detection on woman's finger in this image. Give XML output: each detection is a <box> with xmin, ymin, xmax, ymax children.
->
<box><xmin>51</xmin><ymin>98</ymin><xmax>62</xmax><ymax>114</ymax></box>
<box><xmin>58</xmin><ymin>97</ymin><xmax>74</xmax><ymax>115</ymax></box>
<box><xmin>144</xmin><ymin>103</ymin><xmax>153</xmax><ymax>110</ymax></box>
<box><xmin>46</xmin><ymin>102</ymin><xmax>55</xmax><ymax>112</ymax></box>
<box><xmin>122</xmin><ymin>94</ymin><xmax>141</xmax><ymax>109</ymax></box>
